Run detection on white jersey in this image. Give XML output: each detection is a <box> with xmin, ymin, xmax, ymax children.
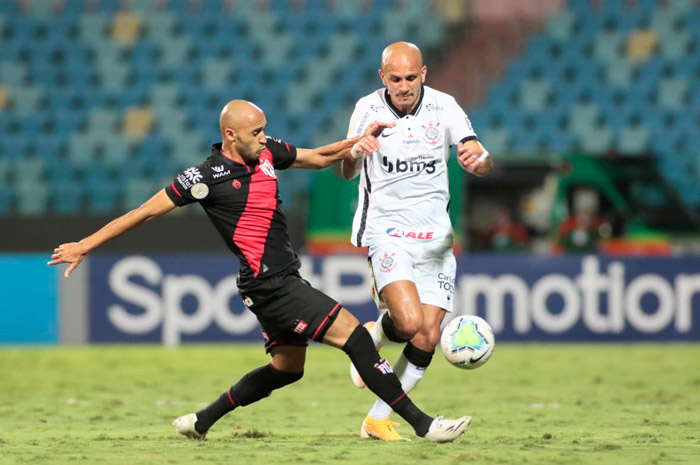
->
<box><xmin>348</xmin><ymin>85</ymin><xmax>477</xmax><ymax>250</ymax></box>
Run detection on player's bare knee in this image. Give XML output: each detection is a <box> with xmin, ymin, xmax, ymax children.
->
<box><xmin>322</xmin><ymin>308</ymin><xmax>360</xmax><ymax>348</ymax></box>
<box><xmin>394</xmin><ymin>318</ymin><xmax>422</xmax><ymax>340</ymax></box>
<box><xmin>412</xmin><ymin>327</ymin><xmax>441</xmax><ymax>351</ymax></box>
<box><xmin>424</xmin><ymin>329</ymin><xmax>441</xmax><ymax>350</ymax></box>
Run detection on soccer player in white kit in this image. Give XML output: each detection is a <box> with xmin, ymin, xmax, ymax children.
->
<box><xmin>341</xmin><ymin>42</ymin><xmax>493</xmax><ymax>441</ymax></box>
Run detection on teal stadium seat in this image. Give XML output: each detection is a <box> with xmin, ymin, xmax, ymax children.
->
<box><xmin>5</xmin><ymin>0</ymin><xmax>696</xmax><ymax>217</ymax></box>
<box><xmin>15</xmin><ymin>176</ymin><xmax>49</xmax><ymax>216</ymax></box>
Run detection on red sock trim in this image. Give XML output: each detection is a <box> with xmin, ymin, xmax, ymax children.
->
<box><xmin>389</xmin><ymin>392</ymin><xmax>406</xmax><ymax>407</ymax></box>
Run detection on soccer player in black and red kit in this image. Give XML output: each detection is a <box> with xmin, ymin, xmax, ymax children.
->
<box><xmin>49</xmin><ymin>100</ymin><xmax>470</xmax><ymax>442</ymax></box>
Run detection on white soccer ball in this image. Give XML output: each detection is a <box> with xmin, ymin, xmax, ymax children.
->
<box><xmin>440</xmin><ymin>315</ymin><xmax>495</xmax><ymax>369</ymax></box>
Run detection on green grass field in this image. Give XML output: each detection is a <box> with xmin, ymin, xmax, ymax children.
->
<box><xmin>1</xmin><ymin>343</ymin><xmax>698</xmax><ymax>464</ymax></box>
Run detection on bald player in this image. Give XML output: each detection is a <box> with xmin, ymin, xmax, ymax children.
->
<box><xmin>342</xmin><ymin>42</ymin><xmax>493</xmax><ymax>441</ymax></box>
<box><xmin>49</xmin><ymin>100</ymin><xmax>472</xmax><ymax>443</ymax></box>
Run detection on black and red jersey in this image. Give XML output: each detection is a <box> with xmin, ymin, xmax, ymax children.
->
<box><xmin>165</xmin><ymin>137</ymin><xmax>300</xmax><ymax>292</ymax></box>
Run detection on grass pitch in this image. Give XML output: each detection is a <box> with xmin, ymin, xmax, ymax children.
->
<box><xmin>1</xmin><ymin>343</ymin><xmax>698</xmax><ymax>464</ymax></box>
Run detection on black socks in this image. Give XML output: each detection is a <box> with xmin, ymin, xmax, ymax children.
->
<box><xmin>193</xmin><ymin>326</ymin><xmax>437</xmax><ymax>437</ymax></box>
<box><xmin>403</xmin><ymin>341</ymin><xmax>435</xmax><ymax>368</ymax></box>
<box><xmin>194</xmin><ymin>364</ymin><xmax>303</xmax><ymax>434</ymax></box>
<box><xmin>342</xmin><ymin>325</ymin><xmax>433</xmax><ymax>436</ymax></box>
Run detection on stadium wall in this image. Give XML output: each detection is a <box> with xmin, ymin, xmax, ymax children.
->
<box><xmin>0</xmin><ymin>254</ymin><xmax>58</xmax><ymax>344</ymax></box>
<box><xmin>2</xmin><ymin>254</ymin><xmax>699</xmax><ymax>345</ymax></box>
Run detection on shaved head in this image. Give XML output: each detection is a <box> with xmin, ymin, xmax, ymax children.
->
<box><xmin>219</xmin><ymin>99</ymin><xmax>264</xmax><ymax>136</ymax></box>
<box><xmin>378</xmin><ymin>42</ymin><xmax>426</xmax><ymax>114</ymax></box>
<box><xmin>219</xmin><ymin>99</ymin><xmax>268</xmax><ymax>164</ymax></box>
<box><xmin>381</xmin><ymin>41</ymin><xmax>423</xmax><ymax>71</ymax></box>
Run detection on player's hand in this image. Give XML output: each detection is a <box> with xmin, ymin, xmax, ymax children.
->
<box><xmin>350</xmin><ymin>122</ymin><xmax>395</xmax><ymax>159</ymax></box>
<box><xmin>457</xmin><ymin>143</ymin><xmax>493</xmax><ymax>177</ymax></box>
<box><xmin>363</xmin><ymin>121</ymin><xmax>396</xmax><ymax>138</ymax></box>
<box><xmin>48</xmin><ymin>242</ymin><xmax>88</xmax><ymax>277</ymax></box>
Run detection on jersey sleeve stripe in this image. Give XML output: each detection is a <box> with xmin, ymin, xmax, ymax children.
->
<box><xmin>170</xmin><ymin>181</ymin><xmax>182</xmax><ymax>198</ymax></box>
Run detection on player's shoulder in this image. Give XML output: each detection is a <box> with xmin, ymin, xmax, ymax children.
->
<box><xmin>422</xmin><ymin>85</ymin><xmax>460</xmax><ymax>106</ymax></box>
<box><xmin>265</xmin><ymin>135</ymin><xmax>292</xmax><ymax>150</ymax></box>
<box><xmin>181</xmin><ymin>155</ymin><xmax>233</xmax><ymax>184</ymax></box>
<box><xmin>264</xmin><ymin>135</ymin><xmax>296</xmax><ymax>160</ymax></box>
<box><xmin>354</xmin><ymin>88</ymin><xmax>387</xmax><ymax>112</ymax></box>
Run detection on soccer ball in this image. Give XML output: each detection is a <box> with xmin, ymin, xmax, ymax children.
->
<box><xmin>440</xmin><ymin>315</ymin><xmax>495</xmax><ymax>369</ymax></box>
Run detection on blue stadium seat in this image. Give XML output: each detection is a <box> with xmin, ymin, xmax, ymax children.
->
<box><xmin>0</xmin><ymin>136</ymin><xmax>32</xmax><ymax>161</ymax></box>
<box><xmin>123</xmin><ymin>176</ymin><xmax>161</xmax><ymax>210</ymax></box>
<box><xmin>50</xmin><ymin>178</ymin><xmax>86</xmax><ymax>215</ymax></box>
<box><xmin>15</xmin><ymin>178</ymin><xmax>49</xmax><ymax>216</ymax></box>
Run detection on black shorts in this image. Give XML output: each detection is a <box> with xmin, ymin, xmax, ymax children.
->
<box><xmin>240</xmin><ymin>272</ymin><xmax>342</xmax><ymax>353</ymax></box>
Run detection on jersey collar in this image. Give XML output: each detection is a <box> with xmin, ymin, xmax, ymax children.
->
<box><xmin>212</xmin><ymin>143</ymin><xmax>255</xmax><ymax>168</ymax></box>
<box><xmin>384</xmin><ymin>84</ymin><xmax>425</xmax><ymax>119</ymax></box>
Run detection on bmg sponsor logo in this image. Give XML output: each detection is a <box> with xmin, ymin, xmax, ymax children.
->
<box><xmin>382</xmin><ymin>156</ymin><xmax>436</xmax><ymax>174</ymax></box>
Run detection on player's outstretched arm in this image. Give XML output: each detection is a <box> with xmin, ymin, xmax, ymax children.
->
<box><xmin>293</xmin><ymin>121</ymin><xmax>395</xmax><ymax>170</ymax></box>
<box><xmin>292</xmin><ymin>137</ymin><xmax>359</xmax><ymax>170</ymax></box>
<box><xmin>457</xmin><ymin>139</ymin><xmax>493</xmax><ymax>177</ymax></box>
<box><xmin>48</xmin><ymin>189</ymin><xmax>176</xmax><ymax>277</ymax></box>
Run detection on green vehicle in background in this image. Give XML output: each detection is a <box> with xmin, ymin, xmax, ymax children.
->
<box><xmin>465</xmin><ymin>153</ymin><xmax>700</xmax><ymax>255</ymax></box>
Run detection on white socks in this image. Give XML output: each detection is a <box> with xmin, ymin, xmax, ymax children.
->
<box><xmin>368</xmin><ymin>318</ymin><xmax>390</xmax><ymax>348</ymax></box>
<box><xmin>368</xmin><ymin>353</ymin><xmax>427</xmax><ymax>420</ymax></box>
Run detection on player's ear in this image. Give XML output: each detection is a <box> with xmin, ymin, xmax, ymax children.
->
<box><xmin>378</xmin><ymin>69</ymin><xmax>387</xmax><ymax>86</ymax></box>
<box><xmin>421</xmin><ymin>65</ymin><xmax>427</xmax><ymax>83</ymax></box>
<box><xmin>225</xmin><ymin>128</ymin><xmax>236</xmax><ymax>142</ymax></box>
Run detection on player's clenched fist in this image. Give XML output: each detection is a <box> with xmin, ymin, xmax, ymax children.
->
<box><xmin>457</xmin><ymin>142</ymin><xmax>493</xmax><ymax>177</ymax></box>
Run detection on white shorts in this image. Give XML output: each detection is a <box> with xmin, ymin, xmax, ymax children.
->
<box><xmin>368</xmin><ymin>241</ymin><xmax>456</xmax><ymax>313</ymax></box>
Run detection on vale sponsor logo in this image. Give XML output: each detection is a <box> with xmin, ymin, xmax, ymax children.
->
<box><xmin>386</xmin><ymin>227</ymin><xmax>434</xmax><ymax>240</ymax></box>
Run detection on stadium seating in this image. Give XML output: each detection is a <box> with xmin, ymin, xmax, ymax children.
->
<box><xmin>1</xmin><ymin>0</ymin><xmax>699</xmax><ymax>217</ymax></box>
<box><xmin>467</xmin><ymin>0</ymin><xmax>700</xmax><ymax>210</ymax></box>
<box><xmin>0</xmin><ymin>0</ymin><xmax>447</xmax><ymax>215</ymax></box>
